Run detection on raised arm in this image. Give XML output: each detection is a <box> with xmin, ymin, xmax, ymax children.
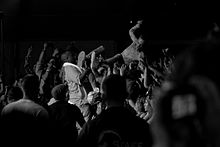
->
<box><xmin>35</xmin><ymin>42</ymin><xmax>54</xmax><ymax>79</ymax></box>
<box><xmin>129</xmin><ymin>20</ymin><xmax>143</xmax><ymax>43</ymax></box>
<box><xmin>35</xmin><ymin>43</ymin><xmax>47</xmax><ymax>78</ymax></box>
<box><xmin>24</xmin><ymin>46</ymin><xmax>34</xmax><ymax>74</ymax></box>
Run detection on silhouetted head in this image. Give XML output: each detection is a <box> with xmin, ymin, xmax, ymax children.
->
<box><xmin>51</xmin><ymin>84</ymin><xmax>68</xmax><ymax>101</ymax></box>
<box><xmin>101</xmin><ymin>74</ymin><xmax>128</xmax><ymax>104</ymax></box>
<box><xmin>7</xmin><ymin>86</ymin><xmax>23</xmax><ymax>103</ymax></box>
<box><xmin>61</xmin><ymin>42</ymin><xmax>79</xmax><ymax>64</ymax></box>
<box><xmin>21</xmin><ymin>74</ymin><xmax>39</xmax><ymax>100</ymax></box>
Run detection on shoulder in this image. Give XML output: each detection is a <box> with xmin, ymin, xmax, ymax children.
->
<box><xmin>1</xmin><ymin>101</ymin><xmax>19</xmax><ymax>115</ymax></box>
<box><xmin>26</xmin><ymin>100</ymin><xmax>49</xmax><ymax>117</ymax></box>
<box><xmin>63</xmin><ymin>62</ymin><xmax>82</xmax><ymax>73</ymax></box>
<box><xmin>34</xmin><ymin>103</ymin><xmax>49</xmax><ymax>116</ymax></box>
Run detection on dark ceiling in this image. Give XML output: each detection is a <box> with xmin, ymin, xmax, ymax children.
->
<box><xmin>1</xmin><ymin>0</ymin><xmax>220</xmax><ymax>41</ymax></box>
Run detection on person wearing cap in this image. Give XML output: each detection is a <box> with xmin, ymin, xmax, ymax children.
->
<box><xmin>49</xmin><ymin>84</ymin><xmax>85</xmax><ymax>146</ymax></box>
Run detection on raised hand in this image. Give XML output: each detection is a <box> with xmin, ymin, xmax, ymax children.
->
<box><xmin>43</xmin><ymin>42</ymin><xmax>54</xmax><ymax>50</ymax></box>
<box><xmin>120</xmin><ymin>64</ymin><xmax>127</xmax><ymax>76</ymax></box>
<box><xmin>52</xmin><ymin>48</ymin><xmax>59</xmax><ymax>57</ymax></box>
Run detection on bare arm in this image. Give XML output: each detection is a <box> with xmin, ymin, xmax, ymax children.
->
<box><xmin>35</xmin><ymin>47</ymin><xmax>46</xmax><ymax>78</ymax></box>
<box><xmin>129</xmin><ymin>20</ymin><xmax>143</xmax><ymax>43</ymax></box>
<box><xmin>35</xmin><ymin>42</ymin><xmax>56</xmax><ymax>79</ymax></box>
<box><xmin>24</xmin><ymin>46</ymin><xmax>34</xmax><ymax>74</ymax></box>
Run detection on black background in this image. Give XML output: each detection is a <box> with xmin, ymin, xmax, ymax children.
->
<box><xmin>0</xmin><ymin>0</ymin><xmax>220</xmax><ymax>83</ymax></box>
<box><xmin>1</xmin><ymin>0</ymin><xmax>219</xmax><ymax>41</ymax></box>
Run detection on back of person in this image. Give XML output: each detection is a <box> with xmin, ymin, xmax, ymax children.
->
<box><xmin>77</xmin><ymin>74</ymin><xmax>152</xmax><ymax>147</ymax></box>
<box><xmin>50</xmin><ymin>101</ymin><xmax>84</xmax><ymax>144</ymax></box>
<box><xmin>0</xmin><ymin>74</ymin><xmax>50</xmax><ymax>147</ymax></box>
<box><xmin>1</xmin><ymin>99</ymin><xmax>49</xmax><ymax>135</ymax></box>
<box><xmin>49</xmin><ymin>84</ymin><xmax>85</xmax><ymax>146</ymax></box>
<box><xmin>82</xmin><ymin>107</ymin><xmax>152</xmax><ymax>147</ymax></box>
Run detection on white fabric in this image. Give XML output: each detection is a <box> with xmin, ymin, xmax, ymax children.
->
<box><xmin>62</xmin><ymin>62</ymin><xmax>87</xmax><ymax>106</ymax></box>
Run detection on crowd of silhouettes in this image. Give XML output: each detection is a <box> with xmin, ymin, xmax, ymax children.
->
<box><xmin>0</xmin><ymin>19</ymin><xmax>220</xmax><ymax>147</ymax></box>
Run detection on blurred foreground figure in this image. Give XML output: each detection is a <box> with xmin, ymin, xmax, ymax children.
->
<box><xmin>152</xmin><ymin>33</ymin><xmax>220</xmax><ymax>147</ymax></box>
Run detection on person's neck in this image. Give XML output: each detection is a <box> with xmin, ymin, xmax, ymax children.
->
<box><xmin>23</xmin><ymin>94</ymin><xmax>36</xmax><ymax>101</ymax></box>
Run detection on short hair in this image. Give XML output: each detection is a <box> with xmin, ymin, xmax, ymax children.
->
<box><xmin>21</xmin><ymin>74</ymin><xmax>39</xmax><ymax>97</ymax></box>
<box><xmin>51</xmin><ymin>84</ymin><xmax>68</xmax><ymax>101</ymax></box>
<box><xmin>61</xmin><ymin>51</ymin><xmax>76</xmax><ymax>64</ymax></box>
<box><xmin>7</xmin><ymin>86</ymin><xmax>23</xmax><ymax>102</ymax></box>
<box><xmin>101</xmin><ymin>74</ymin><xmax>128</xmax><ymax>102</ymax></box>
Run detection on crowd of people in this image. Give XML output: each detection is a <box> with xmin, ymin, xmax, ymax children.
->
<box><xmin>0</xmin><ymin>19</ymin><xmax>220</xmax><ymax>147</ymax></box>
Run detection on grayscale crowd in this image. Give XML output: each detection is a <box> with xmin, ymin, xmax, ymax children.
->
<box><xmin>0</xmin><ymin>20</ymin><xmax>219</xmax><ymax>147</ymax></box>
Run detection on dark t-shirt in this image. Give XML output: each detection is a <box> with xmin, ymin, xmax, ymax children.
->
<box><xmin>0</xmin><ymin>99</ymin><xmax>50</xmax><ymax>147</ymax></box>
<box><xmin>49</xmin><ymin>100</ymin><xmax>85</xmax><ymax>144</ymax></box>
<box><xmin>77</xmin><ymin>106</ymin><xmax>152</xmax><ymax>147</ymax></box>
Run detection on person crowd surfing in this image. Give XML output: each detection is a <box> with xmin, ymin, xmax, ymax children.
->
<box><xmin>5</xmin><ymin>19</ymin><xmax>215</xmax><ymax>147</ymax></box>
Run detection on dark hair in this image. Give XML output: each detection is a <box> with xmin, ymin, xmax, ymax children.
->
<box><xmin>101</xmin><ymin>74</ymin><xmax>128</xmax><ymax>102</ymax></box>
<box><xmin>7</xmin><ymin>86</ymin><xmax>23</xmax><ymax>103</ymax></box>
<box><xmin>21</xmin><ymin>74</ymin><xmax>39</xmax><ymax>98</ymax></box>
<box><xmin>61</xmin><ymin>51</ymin><xmax>76</xmax><ymax>64</ymax></box>
<box><xmin>51</xmin><ymin>84</ymin><xmax>68</xmax><ymax>101</ymax></box>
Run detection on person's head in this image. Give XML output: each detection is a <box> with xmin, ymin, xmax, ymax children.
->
<box><xmin>7</xmin><ymin>86</ymin><xmax>23</xmax><ymax>103</ymax></box>
<box><xmin>61</xmin><ymin>51</ymin><xmax>76</xmax><ymax>64</ymax></box>
<box><xmin>101</xmin><ymin>74</ymin><xmax>128</xmax><ymax>105</ymax></box>
<box><xmin>61</xmin><ymin>42</ymin><xmax>79</xmax><ymax>64</ymax></box>
<box><xmin>51</xmin><ymin>84</ymin><xmax>68</xmax><ymax>101</ymax></box>
<box><xmin>21</xmin><ymin>74</ymin><xmax>39</xmax><ymax>100</ymax></box>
